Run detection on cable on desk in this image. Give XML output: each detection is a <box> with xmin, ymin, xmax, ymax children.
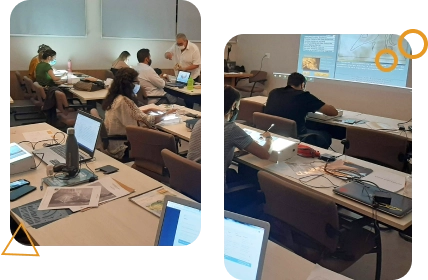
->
<box><xmin>30</xmin><ymin>152</ymin><xmax>44</xmax><ymax>169</ymax></box>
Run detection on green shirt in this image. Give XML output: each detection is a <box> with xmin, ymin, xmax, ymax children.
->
<box><xmin>35</xmin><ymin>62</ymin><xmax>54</xmax><ymax>87</ymax></box>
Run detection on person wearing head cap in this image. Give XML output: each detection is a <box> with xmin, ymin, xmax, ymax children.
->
<box><xmin>28</xmin><ymin>44</ymin><xmax>51</xmax><ymax>81</ymax></box>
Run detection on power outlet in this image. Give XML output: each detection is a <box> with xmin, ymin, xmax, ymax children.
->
<box><xmin>265</xmin><ymin>53</ymin><xmax>270</xmax><ymax>59</ymax></box>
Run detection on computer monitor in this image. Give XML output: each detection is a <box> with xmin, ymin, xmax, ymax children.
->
<box><xmin>176</xmin><ymin>71</ymin><xmax>191</xmax><ymax>84</ymax></box>
<box><xmin>155</xmin><ymin>196</ymin><xmax>201</xmax><ymax>246</ymax></box>
<box><xmin>74</xmin><ymin>111</ymin><xmax>102</xmax><ymax>156</ymax></box>
<box><xmin>224</xmin><ymin>211</ymin><xmax>270</xmax><ymax>280</ymax></box>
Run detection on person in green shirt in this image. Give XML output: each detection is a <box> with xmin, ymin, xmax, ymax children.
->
<box><xmin>35</xmin><ymin>49</ymin><xmax>65</xmax><ymax>87</ymax></box>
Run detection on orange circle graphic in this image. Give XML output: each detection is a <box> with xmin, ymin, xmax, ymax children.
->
<box><xmin>398</xmin><ymin>29</ymin><xmax>428</xmax><ymax>59</ymax></box>
<box><xmin>375</xmin><ymin>49</ymin><xmax>398</xmax><ymax>72</ymax></box>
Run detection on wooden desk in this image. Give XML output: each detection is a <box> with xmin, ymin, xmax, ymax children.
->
<box><xmin>67</xmin><ymin>88</ymin><xmax>109</xmax><ymax>108</ymax></box>
<box><xmin>10</xmin><ymin>96</ymin><xmax>14</xmax><ymax>103</ymax></box>
<box><xmin>242</xmin><ymin>96</ymin><xmax>412</xmax><ymax>141</ymax></box>
<box><xmin>234</xmin><ymin>123</ymin><xmax>411</xmax><ymax>231</ymax></box>
<box><xmin>139</xmin><ymin>104</ymin><xmax>201</xmax><ymax>141</ymax></box>
<box><xmin>164</xmin><ymin>85</ymin><xmax>201</xmax><ymax>109</ymax></box>
<box><xmin>224</xmin><ymin>73</ymin><xmax>253</xmax><ymax>86</ymax></box>
<box><xmin>10</xmin><ymin>123</ymin><xmax>175</xmax><ymax>245</ymax></box>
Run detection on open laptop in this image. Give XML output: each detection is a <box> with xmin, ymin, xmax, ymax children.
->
<box><xmin>224</xmin><ymin>210</ymin><xmax>270</xmax><ymax>280</ymax></box>
<box><xmin>166</xmin><ymin>71</ymin><xmax>191</xmax><ymax>87</ymax></box>
<box><xmin>333</xmin><ymin>181</ymin><xmax>412</xmax><ymax>218</ymax></box>
<box><xmin>154</xmin><ymin>196</ymin><xmax>201</xmax><ymax>246</ymax></box>
<box><xmin>33</xmin><ymin>110</ymin><xmax>102</xmax><ymax>166</ymax></box>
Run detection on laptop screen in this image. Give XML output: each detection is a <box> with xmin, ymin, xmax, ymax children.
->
<box><xmin>157</xmin><ymin>200</ymin><xmax>201</xmax><ymax>246</ymax></box>
<box><xmin>224</xmin><ymin>217</ymin><xmax>265</xmax><ymax>280</ymax></box>
<box><xmin>74</xmin><ymin>112</ymin><xmax>101</xmax><ymax>154</ymax></box>
<box><xmin>176</xmin><ymin>71</ymin><xmax>191</xmax><ymax>83</ymax></box>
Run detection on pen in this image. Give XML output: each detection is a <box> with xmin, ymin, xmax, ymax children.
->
<box><xmin>260</xmin><ymin>124</ymin><xmax>274</xmax><ymax>139</ymax></box>
<box><xmin>40</xmin><ymin>178</ymin><xmax>43</xmax><ymax>191</ymax></box>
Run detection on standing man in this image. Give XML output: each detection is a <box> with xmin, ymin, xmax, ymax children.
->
<box><xmin>165</xmin><ymin>33</ymin><xmax>201</xmax><ymax>82</ymax></box>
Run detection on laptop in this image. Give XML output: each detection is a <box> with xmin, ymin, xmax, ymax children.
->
<box><xmin>333</xmin><ymin>181</ymin><xmax>412</xmax><ymax>218</ymax></box>
<box><xmin>224</xmin><ymin>210</ymin><xmax>270</xmax><ymax>280</ymax></box>
<box><xmin>33</xmin><ymin>110</ymin><xmax>102</xmax><ymax>166</ymax></box>
<box><xmin>166</xmin><ymin>71</ymin><xmax>191</xmax><ymax>87</ymax></box>
<box><xmin>154</xmin><ymin>196</ymin><xmax>201</xmax><ymax>246</ymax></box>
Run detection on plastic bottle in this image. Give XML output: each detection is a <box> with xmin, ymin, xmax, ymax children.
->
<box><xmin>187</xmin><ymin>76</ymin><xmax>194</xmax><ymax>90</ymax></box>
<box><xmin>65</xmin><ymin>128</ymin><xmax>79</xmax><ymax>176</ymax></box>
<box><xmin>68</xmin><ymin>59</ymin><xmax>72</xmax><ymax>73</ymax></box>
<box><xmin>404</xmin><ymin>174</ymin><xmax>412</xmax><ymax>198</ymax></box>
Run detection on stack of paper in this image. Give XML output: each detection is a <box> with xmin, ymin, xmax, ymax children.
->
<box><xmin>38</xmin><ymin>177</ymin><xmax>133</xmax><ymax>212</ymax></box>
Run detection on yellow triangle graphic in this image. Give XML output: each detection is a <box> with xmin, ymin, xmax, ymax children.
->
<box><xmin>2</xmin><ymin>223</ymin><xmax>40</xmax><ymax>256</ymax></box>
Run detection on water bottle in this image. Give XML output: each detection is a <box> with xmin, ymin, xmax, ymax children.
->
<box><xmin>65</xmin><ymin>128</ymin><xmax>79</xmax><ymax>176</ymax></box>
<box><xmin>68</xmin><ymin>59</ymin><xmax>72</xmax><ymax>73</ymax></box>
<box><xmin>187</xmin><ymin>76</ymin><xmax>194</xmax><ymax>90</ymax></box>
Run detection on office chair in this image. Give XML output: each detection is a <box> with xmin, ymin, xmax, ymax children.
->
<box><xmin>105</xmin><ymin>70</ymin><xmax>115</xmax><ymax>79</ymax></box>
<box><xmin>12</xmin><ymin>77</ymin><xmax>45</xmax><ymax>122</ymax></box>
<box><xmin>258</xmin><ymin>171</ymin><xmax>381</xmax><ymax>280</ymax></box>
<box><xmin>236</xmin><ymin>99</ymin><xmax>265</xmax><ymax>127</ymax></box>
<box><xmin>235</xmin><ymin>70</ymin><xmax>268</xmax><ymax>97</ymax></box>
<box><xmin>253</xmin><ymin>112</ymin><xmax>298</xmax><ymax>138</ymax></box>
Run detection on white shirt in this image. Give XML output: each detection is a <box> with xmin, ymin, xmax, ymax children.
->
<box><xmin>134</xmin><ymin>63</ymin><xmax>165</xmax><ymax>104</ymax></box>
<box><xmin>167</xmin><ymin>41</ymin><xmax>201</xmax><ymax>79</ymax></box>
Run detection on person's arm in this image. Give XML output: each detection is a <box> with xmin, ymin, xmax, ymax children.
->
<box><xmin>318</xmin><ymin>104</ymin><xmax>338</xmax><ymax>116</ymax></box>
<box><xmin>244</xmin><ymin>132</ymin><xmax>272</xmax><ymax>159</ymax></box>
<box><xmin>179</xmin><ymin>47</ymin><xmax>201</xmax><ymax>71</ymax></box>
<box><xmin>232</xmin><ymin>125</ymin><xmax>271</xmax><ymax>160</ymax></box>
<box><xmin>165</xmin><ymin>44</ymin><xmax>175</xmax><ymax>60</ymax></box>
<box><xmin>47</xmin><ymin>69</ymin><xmax>63</xmax><ymax>82</ymax></box>
<box><xmin>147</xmin><ymin>69</ymin><xmax>166</xmax><ymax>89</ymax></box>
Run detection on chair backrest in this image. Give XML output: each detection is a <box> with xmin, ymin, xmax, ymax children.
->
<box><xmin>253</xmin><ymin>112</ymin><xmax>298</xmax><ymax>138</ymax></box>
<box><xmin>161</xmin><ymin>149</ymin><xmax>201</xmax><ymax>202</ymax></box>
<box><xmin>126</xmin><ymin>126</ymin><xmax>177</xmax><ymax>175</ymax></box>
<box><xmin>346</xmin><ymin>126</ymin><xmax>408</xmax><ymax>171</ymax></box>
<box><xmin>32</xmin><ymin>82</ymin><xmax>47</xmax><ymax>103</ymax></box>
<box><xmin>15</xmin><ymin>71</ymin><xmax>24</xmax><ymax>86</ymax></box>
<box><xmin>237</xmin><ymin>99</ymin><xmax>265</xmax><ymax>127</ymax></box>
<box><xmin>249</xmin><ymin>70</ymin><xmax>267</xmax><ymax>83</ymax></box>
<box><xmin>23</xmin><ymin>76</ymin><xmax>35</xmax><ymax>96</ymax></box>
<box><xmin>258</xmin><ymin>171</ymin><xmax>339</xmax><ymax>252</ymax></box>
<box><xmin>105</xmin><ymin>70</ymin><xmax>115</xmax><ymax>79</ymax></box>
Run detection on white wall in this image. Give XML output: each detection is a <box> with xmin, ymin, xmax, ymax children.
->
<box><xmin>10</xmin><ymin>0</ymin><xmax>201</xmax><ymax>71</ymax></box>
<box><xmin>234</xmin><ymin>34</ymin><xmax>412</xmax><ymax>120</ymax></box>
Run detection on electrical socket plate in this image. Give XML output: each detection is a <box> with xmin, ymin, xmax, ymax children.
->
<box><xmin>265</xmin><ymin>53</ymin><xmax>270</xmax><ymax>59</ymax></box>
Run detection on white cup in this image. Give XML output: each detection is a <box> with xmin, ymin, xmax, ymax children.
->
<box><xmin>105</xmin><ymin>78</ymin><xmax>113</xmax><ymax>87</ymax></box>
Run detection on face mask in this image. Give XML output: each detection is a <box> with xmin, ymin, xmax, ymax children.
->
<box><xmin>133</xmin><ymin>84</ymin><xmax>140</xmax><ymax>94</ymax></box>
<box><xmin>49</xmin><ymin>59</ymin><xmax>57</xmax><ymax>66</ymax></box>
<box><xmin>178</xmin><ymin>45</ymin><xmax>185</xmax><ymax>50</ymax></box>
<box><xmin>148</xmin><ymin>59</ymin><xmax>152</xmax><ymax>66</ymax></box>
<box><xmin>229</xmin><ymin>108</ymin><xmax>239</xmax><ymax>122</ymax></box>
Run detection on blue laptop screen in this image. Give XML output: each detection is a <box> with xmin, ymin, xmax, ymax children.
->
<box><xmin>224</xmin><ymin>218</ymin><xmax>265</xmax><ymax>280</ymax></box>
<box><xmin>157</xmin><ymin>201</ymin><xmax>201</xmax><ymax>246</ymax></box>
<box><xmin>176</xmin><ymin>71</ymin><xmax>190</xmax><ymax>83</ymax></box>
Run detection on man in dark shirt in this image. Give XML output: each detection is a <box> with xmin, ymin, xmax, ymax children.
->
<box><xmin>265</xmin><ymin>72</ymin><xmax>338</xmax><ymax>148</ymax></box>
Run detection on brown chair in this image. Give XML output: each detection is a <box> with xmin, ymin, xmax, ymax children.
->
<box><xmin>343</xmin><ymin>126</ymin><xmax>409</xmax><ymax>171</ymax></box>
<box><xmin>258</xmin><ymin>171</ymin><xmax>381</xmax><ymax>279</ymax></box>
<box><xmin>235</xmin><ymin>70</ymin><xmax>268</xmax><ymax>97</ymax></box>
<box><xmin>161</xmin><ymin>149</ymin><xmax>201</xmax><ymax>202</ymax></box>
<box><xmin>105</xmin><ymin>70</ymin><xmax>115</xmax><ymax>79</ymax></box>
<box><xmin>15</xmin><ymin>71</ymin><xmax>32</xmax><ymax>99</ymax></box>
<box><xmin>126</xmin><ymin>126</ymin><xmax>177</xmax><ymax>183</ymax></box>
<box><xmin>12</xmin><ymin>78</ymin><xmax>45</xmax><ymax>123</ymax></box>
<box><xmin>236</xmin><ymin>99</ymin><xmax>265</xmax><ymax>127</ymax></box>
<box><xmin>253</xmin><ymin>112</ymin><xmax>298</xmax><ymax>138</ymax></box>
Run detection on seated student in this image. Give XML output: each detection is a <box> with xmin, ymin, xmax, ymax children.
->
<box><xmin>102</xmin><ymin>68</ymin><xmax>176</xmax><ymax>160</ymax></box>
<box><xmin>28</xmin><ymin>44</ymin><xmax>51</xmax><ymax>81</ymax></box>
<box><xmin>264</xmin><ymin>72</ymin><xmax>338</xmax><ymax>149</ymax></box>
<box><xmin>35</xmin><ymin>49</ymin><xmax>65</xmax><ymax>87</ymax></box>
<box><xmin>110</xmin><ymin>51</ymin><xmax>131</xmax><ymax>76</ymax></box>
<box><xmin>224</xmin><ymin>85</ymin><xmax>272</xmax><ymax>187</ymax></box>
<box><xmin>187</xmin><ymin>119</ymin><xmax>201</xmax><ymax>162</ymax></box>
<box><xmin>134</xmin><ymin>48</ymin><xmax>178</xmax><ymax>105</ymax></box>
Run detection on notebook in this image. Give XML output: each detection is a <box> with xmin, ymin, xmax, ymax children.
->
<box><xmin>333</xmin><ymin>181</ymin><xmax>412</xmax><ymax>218</ymax></box>
<box><xmin>154</xmin><ymin>196</ymin><xmax>201</xmax><ymax>246</ymax></box>
<box><xmin>166</xmin><ymin>71</ymin><xmax>191</xmax><ymax>87</ymax></box>
<box><xmin>223</xmin><ymin>211</ymin><xmax>270</xmax><ymax>280</ymax></box>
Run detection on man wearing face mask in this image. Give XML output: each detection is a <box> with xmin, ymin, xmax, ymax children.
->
<box><xmin>135</xmin><ymin>48</ymin><xmax>178</xmax><ymax>105</ymax></box>
<box><xmin>35</xmin><ymin>49</ymin><xmax>65</xmax><ymax>87</ymax></box>
<box><xmin>164</xmin><ymin>33</ymin><xmax>201</xmax><ymax>82</ymax></box>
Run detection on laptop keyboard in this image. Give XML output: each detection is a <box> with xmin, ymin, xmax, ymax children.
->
<box><xmin>50</xmin><ymin>159</ymin><xmax>61</xmax><ymax>165</ymax></box>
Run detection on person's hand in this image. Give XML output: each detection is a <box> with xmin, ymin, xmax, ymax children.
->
<box><xmin>261</xmin><ymin>131</ymin><xmax>272</xmax><ymax>139</ymax></box>
<box><xmin>142</xmin><ymin>108</ymin><xmax>155</xmax><ymax>114</ymax></box>
<box><xmin>165</xmin><ymin>109</ymin><xmax>178</xmax><ymax>115</ymax></box>
<box><xmin>165</xmin><ymin>52</ymin><xmax>173</xmax><ymax>60</ymax></box>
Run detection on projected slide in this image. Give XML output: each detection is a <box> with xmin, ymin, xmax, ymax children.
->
<box><xmin>297</xmin><ymin>34</ymin><xmax>411</xmax><ymax>87</ymax></box>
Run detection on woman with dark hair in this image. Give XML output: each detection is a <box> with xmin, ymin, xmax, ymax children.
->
<box><xmin>102</xmin><ymin>68</ymin><xmax>176</xmax><ymax>160</ymax></box>
<box><xmin>111</xmin><ymin>51</ymin><xmax>131</xmax><ymax>75</ymax></box>
<box><xmin>28</xmin><ymin>44</ymin><xmax>51</xmax><ymax>81</ymax></box>
<box><xmin>224</xmin><ymin>85</ymin><xmax>272</xmax><ymax>212</ymax></box>
<box><xmin>35</xmin><ymin>49</ymin><xmax>65</xmax><ymax>87</ymax></box>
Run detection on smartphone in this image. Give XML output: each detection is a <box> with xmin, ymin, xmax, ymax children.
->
<box><xmin>10</xmin><ymin>179</ymin><xmax>30</xmax><ymax>190</ymax></box>
<box><xmin>10</xmin><ymin>185</ymin><xmax>36</xmax><ymax>201</ymax></box>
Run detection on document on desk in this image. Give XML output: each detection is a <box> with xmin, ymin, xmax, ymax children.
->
<box><xmin>68</xmin><ymin>177</ymin><xmax>131</xmax><ymax>212</ymax></box>
<box><xmin>38</xmin><ymin>185</ymin><xmax>101</xmax><ymax>211</ymax></box>
<box><xmin>365</xmin><ymin>122</ymin><xmax>391</xmax><ymax>130</ymax></box>
<box><xmin>362</xmin><ymin>171</ymin><xmax>405</xmax><ymax>192</ymax></box>
<box><xmin>307</xmin><ymin>264</ymin><xmax>352</xmax><ymax>280</ymax></box>
<box><xmin>23</xmin><ymin>130</ymin><xmax>55</xmax><ymax>143</ymax></box>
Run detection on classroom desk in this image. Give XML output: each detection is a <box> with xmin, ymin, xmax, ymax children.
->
<box><xmin>164</xmin><ymin>85</ymin><xmax>201</xmax><ymax>109</ymax></box>
<box><xmin>262</xmin><ymin>241</ymin><xmax>315</xmax><ymax>279</ymax></box>
<box><xmin>242</xmin><ymin>96</ymin><xmax>412</xmax><ymax>141</ymax></box>
<box><xmin>234</xmin><ymin>123</ymin><xmax>411</xmax><ymax>232</ymax></box>
<box><xmin>10</xmin><ymin>123</ymin><xmax>176</xmax><ymax>246</ymax></box>
<box><xmin>10</xmin><ymin>97</ymin><xmax>14</xmax><ymax>103</ymax></box>
<box><xmin>66</xmin><ymin>87</ymin><xmax>108</xmax><ymax>109</ymax></box>
<box><xmin>139</xmin><ymin>104</ymin><xmax>200</xmax><ymax>141</ymax></box>
<box><xmin>224</xmin><ymin>72</ymin><xmax>253</xmax><ymax>86</ymax></box>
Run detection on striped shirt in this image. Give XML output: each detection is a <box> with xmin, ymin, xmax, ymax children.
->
<box><xmin>187</xmin><ymin>119</ymin><xmax>201</xmax><ymax>162</ymax></box>
<box><xmin>224</xmin><ymin>121</ymin><xmax>253</xmax><ymax>187</ymax></box>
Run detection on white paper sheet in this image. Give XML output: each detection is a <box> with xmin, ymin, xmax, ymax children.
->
<box><xmin>68</xmin><ymin>177</ymin><xmax>130</xmax><ymax>212</ymax></box>
<box><xmin>362</xmin><ymin>171</ymin><xmax>405</xmax><ymax>192</ymax></box>
<box><xmin>38</xmin><ymin>186</ymin><xmax>101</xmax><ymax>211</ymax></box>
<box><xmin>307</xmin><ymin>264</ymin><xmax>352</xmax><ymax>280</ymax></box>
<box><xmin>365</xmin><ymin>122</ymin><xmax>391</xmax><ymax>130</ymax></box>
<box><xmin>23</xmin><ymin>130</ymin><xmax>55</xmax><ymax>143</ymax></box>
